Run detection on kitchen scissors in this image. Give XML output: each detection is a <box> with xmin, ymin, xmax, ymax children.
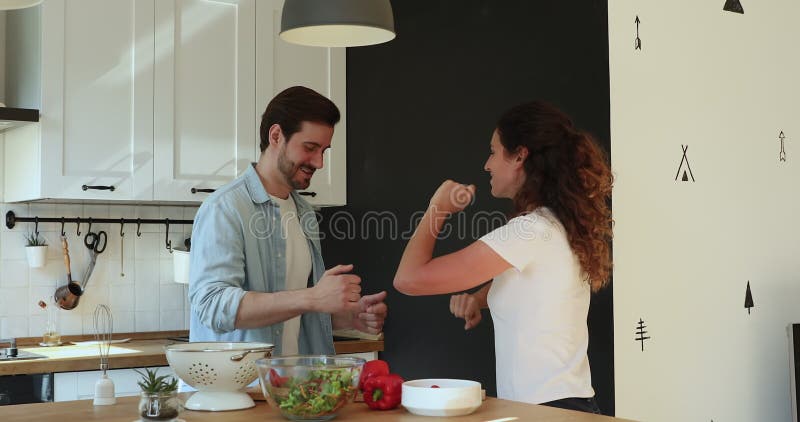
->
<box><xmin>80</xmin><ymin>230</ymin><xmax>107</xmax><ymax>287</ymax></box>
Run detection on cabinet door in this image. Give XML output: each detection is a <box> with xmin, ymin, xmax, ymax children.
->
<box><xmin>257</xmin><ymin>0</ymin><xmax>347</xmax><ymax>206</ymax></box>
<box><xmin>40</xmin><ymin>0</ymin><xmax>155</xmax><ymax>201</ymax></box>
<box><xmin>153</xmin><ymin>0</ymin><xmax>256</xmax><ymax>202</ymax></box>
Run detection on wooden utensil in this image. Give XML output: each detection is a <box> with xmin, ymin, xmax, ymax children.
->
<box><xmin>54</xmin><ymin>236</ymin><xmax>83</xmax><ymax>310</ymax></box>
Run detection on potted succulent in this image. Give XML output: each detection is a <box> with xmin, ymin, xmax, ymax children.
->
<box><xmin>135</xmin><ymin>368</ymin><xmax>182</xmax><ymax>421</ymax></box>
<box><xmin>24</xmin><ymin>232</ymin><xmax>48</xmax><ymax>268</ymax></box>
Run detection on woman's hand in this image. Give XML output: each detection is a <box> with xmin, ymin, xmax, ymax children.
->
<box><xmin>450</xmin><ymin>293</ymin><xmax>482</xmax><ymax>330</ymax></box>
<box><xmin>429</xmin><ymin>180</ymin><xmax>476</xmax><ymax>215</ymax></box>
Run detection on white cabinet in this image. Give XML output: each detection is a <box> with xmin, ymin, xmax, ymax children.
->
<box><xmin>3</xmin><ymin>0</ymin><xmax>346</xmax><ymax>205</ymax></box>
<box><xmin>5</xmin><ymin>0</ymin><xmax>155</xmax><ymax>202</ymax></box>
<box><xmin>256</xmin><ymin>0</ymin><xmax>347</xmax><ymax>206</ymax></box>
<box><xmin>153</xmin><ymin>0</ymin><xmax>257</xmax><ymax>202</ymax></box>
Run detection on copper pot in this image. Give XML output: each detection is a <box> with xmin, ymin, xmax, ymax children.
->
<box><xmin>54</xmin><ymin>237</ymin><xmax>83</xmax><ymax>310</ymax></box>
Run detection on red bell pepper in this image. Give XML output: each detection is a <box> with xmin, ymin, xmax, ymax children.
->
<box><xmin>362</xmin><ymin>373</ymin><xmax>404</xmax><ymax>410</ymax></box>
<box><xmin>268</xmin><ymin>368</ymin><xmax>289</xmax><ymax>388</ymax></box>
<box><xmin>358</xmin><ymin>359</ymin><xmax>390</xmax><ymax>391</ymax></box>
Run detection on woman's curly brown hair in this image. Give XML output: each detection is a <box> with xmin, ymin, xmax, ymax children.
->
<box><xmin>496</xmin><ymin>101</ymin><xmax>613</xmax><ymax>292</ymax></box>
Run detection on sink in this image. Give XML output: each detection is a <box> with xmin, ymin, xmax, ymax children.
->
<box><xmin>0</xmin><ymin>350</ymin><xmax>47</xmax><ymax>362</ymax></box>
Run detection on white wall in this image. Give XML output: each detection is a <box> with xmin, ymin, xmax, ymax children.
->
<box><xmin>610</xmin><ymin>1</ymin><xmax>800</xmax><ymax>421</ymax></box>
<box><xmin>0</xmin><ymin>202</ymin><xmax>196</xmax><ymax>339</ymax></box>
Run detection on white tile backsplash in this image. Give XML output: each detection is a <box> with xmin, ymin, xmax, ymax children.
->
<box><xmin>1</xmin><ymin>316</ymin><xmax>29</xmax><ymax>338</ymax></box>
<box><xmin>109</xmin><ymin>284</ymin><xmax>135</xmax><ymax>312</ymax></box>
<box><xmin>1</xmin><ymin>259</ymin><xmax>29</xmax><ymax>287</ymax></box>
<box><xmin>113</xmin><ymin>311</ymin><xmax>135</xmax><ymax>333</ymax></box>
<box><xmin>135</xmin><ymin>311</ymin><xmax>159</xmax><ymax>332</ymax></box>
<box><xmin>160</xmin><ymin>310</ymin><xmax>184</xmax><ymax>331</ymax></box>
<box><xmin>0</xmin><ymin>202</ymin><xmax>191</xmax><ymax>336</ymax></box>
<box><xmin>134</xmin><ymin>280</ymin><xmax>159</xmax><ymax>312</ymax></box>
<box><xmin>1</xmin><ymin>232</ymin><xmax>26</xmax><ymax>260</ymax></box>
<box><xmin>159</xmin><ymin>259</ymin><xmax>173</xmax><ymax>284</ymax></box>
<box><xmin>159</xmin><ymin>284</ymin><xmax>184</xmax><ymax>311</ymax></box>
<box><xmin>134</xmin><ymin>233</ymin><xmax>160</xmax><ymax>260</ymax></box>
<box><xmin>30</xmin><ymin>264</ymin><xmax>60</xmax><ymax>287</ymax></box>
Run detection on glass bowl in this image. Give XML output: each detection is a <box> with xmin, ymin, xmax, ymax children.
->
<box><xmin>255</xmin><ymin>355</ymin><xmax>365</xmax><ymax>421</ymax></box>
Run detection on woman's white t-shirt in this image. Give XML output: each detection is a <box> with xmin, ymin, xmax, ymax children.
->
<box><xmin>479</xmin><ymin>207</ymin><xmax>594</xmax><ymax>404</ymax></box>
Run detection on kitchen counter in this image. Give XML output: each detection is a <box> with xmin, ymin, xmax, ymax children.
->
<box><xmin>0</xmin><ymin>335</ymin><xmax>383</xmax><ymax>376</ymax></box>
<box><xmin>3</xmin><ymin>393</ymin><xmax>634</xmax><ymax>421</ymax></box>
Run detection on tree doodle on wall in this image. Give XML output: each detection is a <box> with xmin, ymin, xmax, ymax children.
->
<box><xmin>635</xmin><ymin>16</ymin><xmax>642</xmax><ymax>50</ymax></box>
<box><xmin>723</xmin><ymin>0</ymin><xmax>744</xmax><ymax>14</ymax></box>
<box><xmin>635</xmin><ymin>318</ymin><xmax>650</xmax><ymax>351</ymax></box>
<box><xmin>779</xmin><ymin>131</ymin><xmax>787</xmax><ymax>162</ymax></box>
<box><xmin>745</xmin><ymin>281</ymin><xmax>754</xmax><ymax>314</ymax></box>
<box><xmin>675</xmin><ymin>145</ymin><xmax>695</xmax><ymax>182</ymax></box>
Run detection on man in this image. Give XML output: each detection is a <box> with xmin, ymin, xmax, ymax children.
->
<box><xmin>189</xmin><ymin>86</ymin><xmax>387</xmax><ymax>356</ymax></box>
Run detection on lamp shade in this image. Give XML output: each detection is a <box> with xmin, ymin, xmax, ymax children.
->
<box><xmin>0</xmin><ymin>0</ymin><xmax>42</xmax><ymax>10</ymax></box>
<box><xmin>280</xmin><ymin>0</ymin><xmax>395</xmax><ymax>47</ymax></box>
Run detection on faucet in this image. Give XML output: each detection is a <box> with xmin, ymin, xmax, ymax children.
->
<box><xmin>0</xmin><ymin>338</ymin><xmax>18</xmax><ymax>357</ymax></box>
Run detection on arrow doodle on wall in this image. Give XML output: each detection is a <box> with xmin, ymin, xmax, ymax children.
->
<box><xmin>723</xmin><ymin>0</ymin><xmax>744</xmax><ymax>14</ymax></box>
<box><xmin>675</xmin><ymin>145</ymin><xmax>695</xmax><ymax>182</ymax></box>
<box><xmin>745</xmin><ymin>281</ymin><xmax>754</xmax><ymax>314</ymax></box>
<box><xmin>634</xmin><ymin>16</ymin><xmax>642</xmax><ymax>50</ymax></box>
<box><xmin>779</xmin><ymin>131</ymin><xmax>787</xmax><ymax>162</ymax></box>
<box><xmin>635</xmin><ymin>318</ymin><xmax>650</xmax><ymax>351</ymax></box>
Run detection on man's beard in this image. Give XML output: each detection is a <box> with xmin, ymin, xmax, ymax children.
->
<box><xmin>277</xmin><ymin>146</ymin><xmax>311</xmax><ymax>190</ymax></box>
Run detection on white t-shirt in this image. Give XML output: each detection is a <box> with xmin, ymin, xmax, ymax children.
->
<box><xmin>270</xmin><ymin>194</ymin><xmax>312</xmax><ymax>356</ymax></box>
<box><xmin>479</xmin><ymin>207</ymin><xmax>594</xmax><ymax>404</ymax></box>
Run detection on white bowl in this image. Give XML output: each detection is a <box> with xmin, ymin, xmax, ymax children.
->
<box><xmin>165</xmin><ymin>342</ymin><xmax>274</xmax><ymax>411</ymax></box>
<box><xmin>402</xmin><ymin>378</ymin><xmax>482</xmax><ymax>417</ymax></box>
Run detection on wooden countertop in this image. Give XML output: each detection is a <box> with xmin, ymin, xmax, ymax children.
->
<box><xmin>2</xmin><ymin>393</ymin><xmax>634</xmax><ymax>421</ymax></box>
<box><xmin>0</xmin><ymin>334</ymin><xmax>383</xmax><ymax>376</ymax></box>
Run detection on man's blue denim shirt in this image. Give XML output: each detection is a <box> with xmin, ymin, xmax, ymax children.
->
<box><xmin>188</xmin><ymin>164</ymin><xmax>334</xmax><ymax>355</ymax></box>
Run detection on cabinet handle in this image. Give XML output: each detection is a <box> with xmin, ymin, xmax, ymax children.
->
<box><xmin>298</xmin><ymin>191</ymin><xmax>317</xmax><ymax>197</ymax></box>
<box><xmin>191</xmin><ymin>188</ymin><xmax>216</xmax><ymax>194</ymax></box>
<box><xmin>82</xmin><ymin>185</ymin><xmax>115</xmax><ymax>192</ymax></box>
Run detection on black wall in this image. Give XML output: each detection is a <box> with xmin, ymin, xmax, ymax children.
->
<box><xmin>319</xmin><ymin>0</ymin><xmax>614</xmax><ymax>414</ymax></box>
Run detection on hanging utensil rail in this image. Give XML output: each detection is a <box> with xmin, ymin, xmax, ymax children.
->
<box><xmin>5</xmin><ymin>211</ymin><xmax>194</xmax><ymax>251</ymax></box>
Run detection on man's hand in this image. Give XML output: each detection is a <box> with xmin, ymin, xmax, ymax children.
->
<box><xmin>311</xmin><ymin>264</ymin><xmax>362</xmax><ymax>314</ymax></box>
<box><xmin>450</xmin><ymin>293</ymin><xmax>482</xmax><ymax>330</ymax></box>
<box><xmin>352</xmin><ymin>291</ymin><xmax>388</xmax><ymax>334</ymax></box>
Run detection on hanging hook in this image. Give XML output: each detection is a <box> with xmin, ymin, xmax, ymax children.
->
<box><xmin>165</xmin><ymin>218</ymin><xmax>172</xmax><ymax>252</ymax></box>
<box><xmin>34</xmin><ymin>217</ymin><xmax>39</xmax><ymax>237</ymax></box>
<box><xmin>87</xmin><ymin>218</ymin><xmax>92</xmax><ymax>235</ymax></box>
<box><xmin>119</xmin><ymin>218</ymin><xmax>125</xmax><ymax>237</ymax></box>
<box><xmin>76</xmin><ymin>218</ymin><xmax>81</xmax><ymax>236</ymax></box>
<box><xmin>136</xmin><ymin>219</ymin><xmax>142</xmax><ymax>237</ymax></box>
<box><xmin>60</xmin><ymin>217</ymin><xmax>66</xmax><ymax>237</ymax></box>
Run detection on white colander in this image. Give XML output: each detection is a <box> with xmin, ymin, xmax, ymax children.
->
<box><xmin>165</xmin><ymin>342</ymin><xmax>274</xmax><ymax>411</ymax></box>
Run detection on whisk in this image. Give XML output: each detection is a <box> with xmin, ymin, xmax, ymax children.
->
<box><xmin>93</xmin><ymin>304</ymin><xmax>116</xmax><ymax>405</ymax></box>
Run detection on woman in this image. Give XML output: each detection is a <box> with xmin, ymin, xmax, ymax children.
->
<box><xmin>393</xmin><ymin>101</ymin><xmax>612</xmax><ymax>414</ymax></box>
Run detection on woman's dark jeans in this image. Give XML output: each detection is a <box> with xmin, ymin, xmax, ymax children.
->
<box><xmin>541</xmin><ymin>396</ymin><xmax>602</xmax><ymax>414</ymax></box>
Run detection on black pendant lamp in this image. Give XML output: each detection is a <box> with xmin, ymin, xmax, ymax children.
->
<box><xmin>280</xmin><ymin>0</ymin><xmax>395</xmax><ymax>47</ymax></box>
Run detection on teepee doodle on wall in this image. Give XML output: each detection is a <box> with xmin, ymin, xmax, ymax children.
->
<box><xmin>634</xmin><ymin>16</ymin><xmax>642</xmax><ymax>50</ymax></box>
<box><xmin>779</xmin><ymin>131</ymin><xmax>787</xmax><ymax>162</ymax></box>
<box><xmin>675</xmin><ymin>145</ymin><xmax>696</xmax><ymax>182</ymax></box>
<box><xmin>745</xmin><ymin>281</ymin><xmax>754</xmax><ymax>314</ymax></box>
<box><xmin>723</xmin><ymin>0</ymin><xmax>744</xmax><ymax>14</ymax></box>
<box><xmin>635</xmin><ymin>318</ymin><xmax>650</xmax><ymax>351</ymax></box>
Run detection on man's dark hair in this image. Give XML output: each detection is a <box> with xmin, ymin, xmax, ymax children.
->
<box><xmin>259</xmin><ymin>86</ymin><xmax>341</xmax><ymax>152</ymax></box>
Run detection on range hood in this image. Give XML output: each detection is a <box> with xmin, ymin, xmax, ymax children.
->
<box><xmin>0</xmin><ymin>107</ymin><xmax>39</xmax><ymax>133</ymax></box>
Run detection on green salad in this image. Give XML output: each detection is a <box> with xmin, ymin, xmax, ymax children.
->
<box><xmin>272</xmin><ymin>368</ymin><xmax>357</xmax><ymax>417</ymax></box>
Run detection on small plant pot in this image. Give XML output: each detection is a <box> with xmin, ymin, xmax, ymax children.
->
<box><xmin>138</xmin><ymin>391</ymin><xmax>182</xmax><ymax>421</ymax></box>
<box><xmin>25</xmin><ymin>245</ymin><xmax>47</xmax><ymax>268</ymax></box>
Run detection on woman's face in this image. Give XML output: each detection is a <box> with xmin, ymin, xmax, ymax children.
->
<box><xmin>484</xmin><ymin>130</ymin><xmax>525</xmax><ymax>199</ymax></box>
